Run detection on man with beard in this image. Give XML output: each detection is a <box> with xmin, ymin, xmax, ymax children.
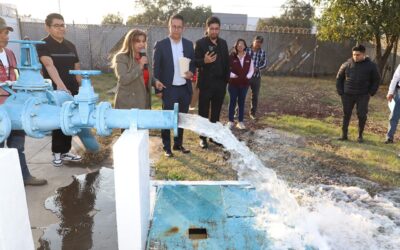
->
<box><xmin>194</xmin><ymin>16</ymin><xmax>230</xmax><ymax>149</ymax></box>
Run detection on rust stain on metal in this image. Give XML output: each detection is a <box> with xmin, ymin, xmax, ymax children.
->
<box><xmin>164</xmin><ymin>227</ymin><xmax>179</xmax><ymax>236</ymax></box>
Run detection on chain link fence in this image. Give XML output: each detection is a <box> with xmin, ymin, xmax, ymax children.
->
<box><xmin>20</xmin><ymin>22</ymin><xmax>355</xmax><ymax>76</ymax></box>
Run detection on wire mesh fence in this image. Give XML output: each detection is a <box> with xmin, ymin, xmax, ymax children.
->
<box><xmin>21</xmin><ymin>22</ymin><xmax>354</xmax><ymax>77</ymax></box>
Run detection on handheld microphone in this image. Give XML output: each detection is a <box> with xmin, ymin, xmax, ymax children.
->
<box><xmin>140</xmin><ymin>49</ymin><xmax>148</xmax><ymax>69</ymax></box>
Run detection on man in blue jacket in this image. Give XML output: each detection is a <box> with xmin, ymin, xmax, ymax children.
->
<box><xmin>153</xmin><ymin>14</ymin><xmax>195</xmax><ymax>157</ymax></box>
<box><xmin>336</xmin><ymin>44</ymin><xmax>380</xmax><ymax>143</ymax></box>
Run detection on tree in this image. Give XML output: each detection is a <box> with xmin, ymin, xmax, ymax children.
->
<box><xmin>126</xmin><ymin>0</ymin><xmax>211</xmax><ymax>26</ymax></box>
<box><xmin>101</xmin><ymin>13</ymin><xmax>124</xmax><ymax>25</ymax></box>
<box><xmin>313</xmin><ymin>0</ymin><xmax>400</xmax><ymax>75</ymax></box>
<box><xmin>178</xmin><ymin>6</ymin><xmax>212</xmax><ymax>26</ymax></box>
<box><xmin>257</xmin><ymin>0</ymin><xmax>315</xmax><ymax>30</ymax></box>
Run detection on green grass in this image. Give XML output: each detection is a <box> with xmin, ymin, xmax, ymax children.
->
<box><xmin>261</xmin><ymin>76</ymin><xmax>400</xmax><ymax>186</ymax></box>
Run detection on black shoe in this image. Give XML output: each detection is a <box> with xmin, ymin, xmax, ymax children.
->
<box><xmin>199</xmin><ymin>139</ymin><xmax>208</xmax><ymax>149</ymax></box>
<box><xmin>209</xmin><ymin>138</ymin><xmax>223</xmax><ymax>147</ymax></box>
<box><xmin>384</xmin><ymin>138</ymin><xmax>394</xmax><ymax>144</ymax></box>
<box><xmin>357</xmin><ymin>137</ymin><xmax>364</xmax><ymax>143</ymax></box>
<box><xmin>338</xmin><ymin>136</ymin><xmax>348</xmax><ymax>141</ymax></box>
<box><xmin>173</xmin><ymin>145</ymin><xmax>190</xmax><ymax>154</ymax></box>
<box><xmin>164</xmin><ymin>149</ymin><xmax>174</xmax><ymax>157</ymax></box>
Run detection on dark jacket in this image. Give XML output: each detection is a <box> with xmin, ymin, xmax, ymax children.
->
<box><xmin>229</xmin><ymin>53</ymin><xmax>252</xmax><ymax>87</ymax></box>
<box><xmin>152</xmin><ymin>37</ymin><xmax>195</xmax><ymax>96</ymax></box>
<box><xmin>194</xmin><ymin>36</ymin><xmax>230</xmax><ymax>90</ymax></box>
<box><xmin>336</xmin><ymin>57</ymin><xmax>380</xmax><ymax>96</ymax></box>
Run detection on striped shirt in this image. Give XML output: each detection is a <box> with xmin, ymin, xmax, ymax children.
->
<box><xmin>246</xmin><ymin>47</ymin><xmax>267</xmax><ymax>78</ymax></box>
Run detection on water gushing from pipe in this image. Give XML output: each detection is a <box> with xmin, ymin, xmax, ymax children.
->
<box><xmin>179</xmin><ymin>113</ymin><xmax>400</xmax><ymax>249</ymax></box>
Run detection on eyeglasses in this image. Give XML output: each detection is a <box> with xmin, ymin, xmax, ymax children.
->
<box><xmin>171</xmin><ymin>25</ymin><xmax>183</xmax><ymax>30</ymax></box>
<box><xmin>50</xmin><ymin>24</ymin><xmax>66</xmax><ymax>29</ymax></box>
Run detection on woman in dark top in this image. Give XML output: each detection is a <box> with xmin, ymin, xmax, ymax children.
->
<box><xmin>227</xmin><ymin>39</ymin><xmax>254</xmax><ymax>130</ymax></box>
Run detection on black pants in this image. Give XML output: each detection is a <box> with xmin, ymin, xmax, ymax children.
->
<box><xmin>161</xmin><ymin>85</ymin><xmax>191</xmax><ymax>150</ymax></box>
<box><xmin>249</xmin><ymin>76</ymin><xmax>261</xmax><ymax>116</ymax></box>
<box><xmin>52</xmin><ymin>129</ymin><xmax>72</xmax><ymax>154</ymax></box>
<box><xmin>198</xmin><ymin>86</ymin><xmax>226</xmax><ymax>122</ymax></box>
<box><xmin>198</xmin><ymin>83</ymin><xmax>226</xmax><ymax>139</ymax></box>
<box><xmin>341</xmin><ymin>94</ymin><xmax>370</xmax><ymax>137</ymax></box>
<box><xmin>52</xmin><ymin>89</ymin><xmax>77</xmax><ymax>154</ymax></box>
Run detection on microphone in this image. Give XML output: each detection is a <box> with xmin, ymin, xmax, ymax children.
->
<box><xmin>140</xmin><ymin>49</ymin><xmax>148</xmax><ymax>69</ymax></box>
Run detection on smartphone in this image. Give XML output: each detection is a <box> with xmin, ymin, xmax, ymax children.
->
<box><xmin>208</xmin><ymin>45</ymin><xmax>216</xmax><ymax>54</ymax></box>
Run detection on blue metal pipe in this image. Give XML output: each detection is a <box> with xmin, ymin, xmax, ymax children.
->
<box><xmin>0</xmin><ymin>40</ymin><xmax>179</xmax><ymax>152</ymax></box>
<box><xmin>77</xmin><ymin>129</ymin><xmax>100</xmax><ymax>152</ymax></box>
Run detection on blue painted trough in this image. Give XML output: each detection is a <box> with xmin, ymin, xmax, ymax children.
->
<box><xmin>148</xmin><ymin>182</ymin><xmax>268</xmax><ymax>249</ymax></box>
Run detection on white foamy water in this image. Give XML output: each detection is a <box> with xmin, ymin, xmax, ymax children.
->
<box><xmin>179</xmin><ymin>113</ymin><xmax>400</xmax><ymax>250</ymax></box>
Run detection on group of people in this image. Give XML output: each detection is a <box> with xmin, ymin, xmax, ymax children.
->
<box><xmin>2</xmin><ymin>12</ymin><xmax>400</xmax><ymax>186</ymax></box>
<box><xmin>0</xmin><ymin>14</ymin><xmax>83</xmax><ymax>185</ymax></box>
<box><xmin>113</xmin><ymin>14</ymin><xmax>267</xmax><ymax>157</ymax></box>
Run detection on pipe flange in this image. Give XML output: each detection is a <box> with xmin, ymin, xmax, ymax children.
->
<box><xmin>0</xmin><ymin>106</ymin><xmax>11</xmax><ymax>143</ymax></box>
<box><xmin>60</xmin><ymin>101</ymin><xmax>81</xmax><ymax>136</ymax></box>
<box><xmin>21</xmin><ymin>97</ymin><xmax>47</xmax><ymax>138</ymax></box>
<box><xmin>95</xmin><ymin>102</ymin><xmax>112</xmax><ymax>136</ymax></box>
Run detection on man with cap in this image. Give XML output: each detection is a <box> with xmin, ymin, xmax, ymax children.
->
<box><xmin>246</xmin><ymin>35</ymin><xmax>267</xmax><ymax>120</ymax></box>
<box><xmin>0</xmin><ymin>17</ymin><xmax>47</xmax><ymax>185</ymax></box>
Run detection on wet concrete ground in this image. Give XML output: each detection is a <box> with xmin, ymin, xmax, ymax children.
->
<box><xmin>38</xmin><ymin>169</ymin><xmax>117</xmax><ymax>250</ymax></box>
<box><xmin>24</xmin><ymin>135</ymin><xmax>163</xmax><ymax>249</ymax></box>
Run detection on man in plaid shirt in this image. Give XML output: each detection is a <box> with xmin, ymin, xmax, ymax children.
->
<box><xmin>246</xmin><ymin>35</ymin><xmax>267</xmax><ymax>119</ymax></box>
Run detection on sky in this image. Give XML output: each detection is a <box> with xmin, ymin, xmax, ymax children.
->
<box><xmin>6</xmin><ymin>0</ymin><xmax>288</xmax><ymax>24</ymax></box>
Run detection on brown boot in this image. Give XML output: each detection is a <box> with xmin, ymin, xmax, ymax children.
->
<box><xmin>24</xmin><ymin>176</ymin><xmax>48</xmax><ymax>186</ymax></box>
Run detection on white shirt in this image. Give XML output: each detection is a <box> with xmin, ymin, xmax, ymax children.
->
<box><xmin>169</xmin><ymin>37</ymin><xmax>186</xmax><ymax>86</ymax></box>
<box><xmin>388</xmin><ymin>64</ymin><xmax>400</xmax><ymax>95</ymax></box>
<box><xmin>0</xmin><ymin>50</ymin><xmax>9</xmax><ymax>76</ymax></box>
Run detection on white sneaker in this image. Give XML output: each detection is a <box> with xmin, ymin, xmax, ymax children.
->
<box><xmin>61</xmin><ymin>152</ymin><xmax>82</xmax><ymax>162</ymax></box>
<box><xmin>52</xmin><ymin>153</ymin><xmax>63</xmax><ymax>167</ymax></box>
<box><xmin>236</xmin><ymin>122</ymin><xmax>246</xmax><ymax>130</ymax></box>
<box><xmin>226</xmin><ymin>121</ymin><xmax>234</xmax><ymax>128</ymax></box>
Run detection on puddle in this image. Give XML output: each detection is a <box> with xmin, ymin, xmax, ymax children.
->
<box><xmin>38</xmin><ymin>168</ymin><xmax>117</xmax><ymax>250</ymax></box>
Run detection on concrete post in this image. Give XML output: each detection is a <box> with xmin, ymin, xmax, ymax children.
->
<box><xmin>113</xmin><ymin>130</ymin><xmax>150</xmax><ymax>250</ymax></box>
<box><xmin>0</xmin><ymin>149</ymin><xmax>34</xmax><ymax>250</ymax></box>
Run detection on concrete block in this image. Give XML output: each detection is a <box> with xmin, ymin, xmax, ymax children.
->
<box><xmin>113</xmin><ymin>130</ymin><xmax>150</xmax><ymax>250</ymax></box>
<box><xmin>0</xmin><ymin>149</ymin><xmax>34</xmax><ymax>250</ymax></box>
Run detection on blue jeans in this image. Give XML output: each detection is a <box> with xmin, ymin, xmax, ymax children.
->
<box><xmin>0</xmin><ymin>130</ymin><xmax>31</xmax><ymax>179</ymax></box>
<box><xmin>228</xmin><ymin>85</ymin><xmax>249</xmax><ymax>122</ymax></box>
<box><xmin>387</xmin><ymin>92</ymin><xmax>400</xmax><ymax>140</ymax></box>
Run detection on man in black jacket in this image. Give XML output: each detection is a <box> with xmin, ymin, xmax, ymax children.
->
<box><xmin>336</xmin><ymin>44</ymin><xmax>380</xmax><ymax>143</ymax></box>
<box><xmin>194</xmin><ymin>16</ymin><xmax>230</xmax><ymax>149</ymax></box>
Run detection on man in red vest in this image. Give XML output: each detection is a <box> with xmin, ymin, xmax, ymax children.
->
<box><xmin>0</xmin><ymin>17</ymin><xmax>47</xmax><ymax>185</ymax></box>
